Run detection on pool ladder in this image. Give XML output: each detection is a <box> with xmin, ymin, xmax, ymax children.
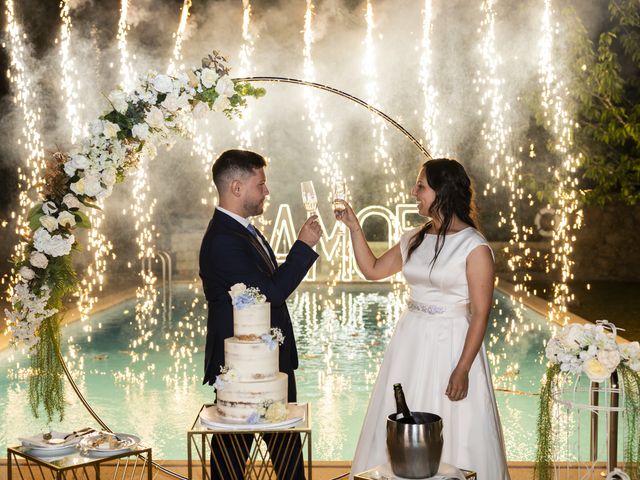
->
<box><xmin>141</xmin><ymin>250</ymin><xmax>173</xmax><ymax>320</ymax></box>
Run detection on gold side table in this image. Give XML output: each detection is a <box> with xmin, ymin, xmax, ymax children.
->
<box><xmin>354</xmin><ymin>463</ymin><xmax>477</xmax><ymax>479</ymax></box>
<box><xmin>6</xmin><ymin>446</ymin><xmax>152</xmax><ymax>480</ymax></box>
<box><xmin>187</xmin><ymin>403</ymin><xmax>312</xmax><ymax>480</ymax></box>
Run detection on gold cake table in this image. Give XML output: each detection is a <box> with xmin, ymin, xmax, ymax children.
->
<box><xmin>6</xmin><ymin>445</ymin><xmax>152</xmax><ymax>480</ymax></box>
<box><xmin>187</xmin><ymin>403</ymin><xmax>312</xmax><ymax>480</ymax></box>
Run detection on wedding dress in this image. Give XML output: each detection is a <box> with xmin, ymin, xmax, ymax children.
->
<box><xmin>350</xmin><ymin>227</ymin><xmax>510</xmax><ymax>479</ymax></box>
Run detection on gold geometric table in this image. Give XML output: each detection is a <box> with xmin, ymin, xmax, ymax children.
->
<box><xmin>187</xmin><ymin>403</ymin><xmax>312</xmax><ymax>480</ymax></box>
<box><xmin>354</xmin><ymin>463</ymin><xmax>477</xmax><ymax>479</ymax></box>
<box><xmin>6</xmin><ymin>445</ymin><xmax>152</xmax><ymax>480</ymax></box>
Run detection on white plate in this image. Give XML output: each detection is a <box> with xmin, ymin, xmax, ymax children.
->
<box><xmin>25</xmin><ymin>445</ymin><xmax>79</xmax><ymax>457</ymax></box>
<box><xmin>20</xmin><ymin>431</ymin><xmax>83</xmax><ymax>453</ymax></box>
<box><xmin>199</xmin><ymin>404</ymin><xmax>305</xmax><ymax>431</ymax></box>
<box><xmin>79</xmin><ymin>432</ymin><xmax>140</xmax><ymax>456</ymax></box>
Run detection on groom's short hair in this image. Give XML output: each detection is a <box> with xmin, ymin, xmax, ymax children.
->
<box><xmin>212</xmin><ymin>149</ymin><xmax>267</xmax><ymax>192</ymax></box>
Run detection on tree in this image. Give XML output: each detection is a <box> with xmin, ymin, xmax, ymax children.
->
<box><xmin>567</xmin><ymin>0</ymin><xmax>640</xmax><ymax>206</ymax></box>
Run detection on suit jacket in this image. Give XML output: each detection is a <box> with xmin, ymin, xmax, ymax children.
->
<box><xmin>199</xmin><ymin>209</ymin><xmax>319</xmax><ymax>386</ymax></box>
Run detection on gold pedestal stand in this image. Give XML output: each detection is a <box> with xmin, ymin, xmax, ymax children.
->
<box><xmin>187</xmin><ymin>403</ymin><xmax>312</xmax><ymax>480</ymax></box>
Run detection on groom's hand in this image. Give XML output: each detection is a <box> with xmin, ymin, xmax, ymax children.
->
<box><xmin>298</xmin><ymin>215</ymin><xmax>322</xmax><ymax>247</ymax></box>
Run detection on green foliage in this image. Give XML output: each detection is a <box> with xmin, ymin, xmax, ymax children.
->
<box><xmin>27</xmin><ymin>203</ymin><xmax>44</xmax><ymax>231</ymax></box>
<box><xmin>565</xmin><ymin>0</ymin><xmax>640</xmax><ymax>205</ymax></box>
<box><xmin>620</xmin><ymin>364</ymin><xmax>640</xmax><ymax>479</ymax></box>
<box><xmin>534</xmin><ymin>363</ymin><xmax>560</xmax><ymax>480</ymax></box>
<box><xmin>73</xmin><ymin>210</ymin><xmax>91</xmax><ymax>229</ymax></box>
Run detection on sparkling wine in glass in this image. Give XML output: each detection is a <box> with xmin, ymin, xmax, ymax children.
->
<box><xmin>300</xmin><ymin>181</ymin><xmax>318</xmax><ymax>214</ymax></box>
<box><xmin>332</xmin><ymin>178</ymin><xmax>347</xmax><ymax>213</ymax></box>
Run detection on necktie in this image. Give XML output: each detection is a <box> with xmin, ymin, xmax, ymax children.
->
<box><xmin>247</xmin><ymin>224</ymin><xmax>259</xmax><ymax>238</ymax></box>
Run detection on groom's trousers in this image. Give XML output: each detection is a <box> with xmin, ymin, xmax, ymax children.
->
<box><xmin>210</xmin><ymin>372</ymin><xmax>305</xmax><ymax>480</ymax></box>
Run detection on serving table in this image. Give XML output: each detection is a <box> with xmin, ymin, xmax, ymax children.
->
<box><xmin>6</xmin><ymin>445</ymin><xmax>152</xmax><ymax>480</ymax></box>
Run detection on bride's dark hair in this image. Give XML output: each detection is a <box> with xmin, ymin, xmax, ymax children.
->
<box><xmin>406</xmin><ymin>158</ymin><xmax>479</xmax><ymax>268</ymax></box>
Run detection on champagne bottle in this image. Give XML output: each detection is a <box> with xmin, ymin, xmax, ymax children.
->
<box><xmin>393</xmin><ymin>383</ymin><xmax>417</xmax><ymax>424</ymax></box>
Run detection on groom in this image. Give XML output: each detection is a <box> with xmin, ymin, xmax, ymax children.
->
<box><xmin>199</xmin><ymin>149</ymin><xmax>321</xmax><ymax>479</ymax></box>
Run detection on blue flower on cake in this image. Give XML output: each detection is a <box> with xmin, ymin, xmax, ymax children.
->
<box><xmin>228</xmin><ymin>282</ymin><xmax>266</xmax><ymax>309</ymax></box>
<box><xmin>260</xmin><ymin>328</ymin><xmax>285</xmax><ymax>352</ymax></box>
<box><xmin>213</xmin><ymin>365</ymin><xmax>237</xmax><ymax>391</ymax></box>
<box><xmin>246</xmin><ymin>400</ymin><xmax>288</xmax><ymax>425</ymax></box>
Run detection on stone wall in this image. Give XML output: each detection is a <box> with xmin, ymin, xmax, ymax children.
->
<box><xmin>572</xmin><ymin>202</ymin><xmax>640</xmax><ymax>281</ymax></box>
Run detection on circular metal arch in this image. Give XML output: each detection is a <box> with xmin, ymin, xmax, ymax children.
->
<box><xmin>57</xmin><ymin>76</ymin><xmax>431</xmax><ymax>480</ymax></box>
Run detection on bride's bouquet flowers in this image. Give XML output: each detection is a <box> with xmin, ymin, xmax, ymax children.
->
<box><xmin>228</xmin><ymin>283</ymin><xmax>267</xmax><ymax>309</ymax></box>
<box><xmin>545</xmin><ymin>321</ymin><xmax>640</xmax><ymax>382</ymax></box>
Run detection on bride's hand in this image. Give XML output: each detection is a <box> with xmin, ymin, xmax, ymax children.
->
<box><xmin>334</xmin><ymin>200</ymin><xmax>360</xmax><ymax>232</ymax></box>
<box><xmin>445</xmin><ymin>366</ymin><xmax>469</xmax><ymax>401</ymax></box>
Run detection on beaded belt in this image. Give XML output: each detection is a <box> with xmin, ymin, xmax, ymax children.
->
<box><xmin>407</xmin><ymin>299</ymin><xmax>470</xmax><ymax>316</ymax></box>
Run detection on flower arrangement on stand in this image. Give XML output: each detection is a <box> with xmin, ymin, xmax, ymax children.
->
<box><xmin>535</xmin><ymin>321</ymin><xmax>640</xmax><ymax>480</ymax></box>
<box><xmin>4</xmin><ymin>50</ymin><xmax>265</xmax><ymax>422</ymax></box>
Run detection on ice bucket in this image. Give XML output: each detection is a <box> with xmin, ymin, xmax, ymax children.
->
<box><xmin>386</xmin><ymin>412</ymin><xmax>443</xmax><ymax>479</ymax></box>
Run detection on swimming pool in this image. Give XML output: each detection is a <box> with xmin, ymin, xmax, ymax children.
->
<box><xmin>1</xmin><ymin>283</ymin><xmax>554</xmax><ymax>461</ymax></box>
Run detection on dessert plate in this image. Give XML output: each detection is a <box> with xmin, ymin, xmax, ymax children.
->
<box><xmin>79</xmin><ymin>432</ymin><xmax>140</xmax><ymax>456</ymax></box>
<box><xmin>19</xmin><ymin>431</ymin><xmax>82</xmax><ymax>456</ymax></box>
<box><xmin>199</xmin><ymin>403</ymin><xmax>305</xmax><ymax>430</ymax></box>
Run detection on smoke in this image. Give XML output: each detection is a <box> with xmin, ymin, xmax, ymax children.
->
<box><xmin>0</xmin><ymin>0</ymin><xmax>604</xmax><ymax>269</ymax></box>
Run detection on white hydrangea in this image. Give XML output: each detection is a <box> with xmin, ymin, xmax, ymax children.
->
<box><xmin>6</xmin><ymin>283</ymin><xmax>58</xmax><ymax>350</ymax></box>
<box><xmin>132</xmin><ymin>123</ymin><xmax>150</xmax><ymax>140</ymax></box>
<box><xmin>103</xmin><ymin>121</ymin><xmax>121</xmax><ymax>139</ymax></box>
<box><xmin>33</xmin><ymin>228</ymin><xmax>75</xmax><ymax>257</ymax></box>
<box><xmin>152</xmin><ymin>74</ymin><xmax>173</xmax><ymax>94</ymax></box>
<box><xmin>146</xmin><ymin>106</ymin><xmax>165</xmax><ymax>129</ymax></box>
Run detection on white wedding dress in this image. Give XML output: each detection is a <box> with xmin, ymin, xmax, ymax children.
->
<box><xmin>350</xmin><ymin>227</ymin><xmax>510</xmax><ymax>479</ymax></box>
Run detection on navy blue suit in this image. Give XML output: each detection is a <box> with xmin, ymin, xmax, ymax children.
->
<box><xmin>199</xmin><ymin>209</ymin><xmax>317</xmax><ymax>479</ymax></box>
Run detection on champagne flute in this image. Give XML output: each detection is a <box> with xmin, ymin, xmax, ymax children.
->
<box><xmin>300</xmin><ymin>181</ymin><xmax>318</xmax><ymax>215</ymax></box>
<box><xmin>332</xmin><ymin>178</ymin><xmax>347</xmax><ymax>213</ymax></box>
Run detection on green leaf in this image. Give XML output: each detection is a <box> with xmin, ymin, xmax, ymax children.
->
<box><xmin>29</xmin><ymin>213</ymin><xmax>44</xmax><ymax>231</ymax></box>
<box><xmin>81</xmin><ymin>200</ymin><xmax>103</xmax><ymax>211</ymax></box>
<box><xmin>73</xmin><ymin>211</ymin><xmax>91</xmax><ymax>229</ymax></box>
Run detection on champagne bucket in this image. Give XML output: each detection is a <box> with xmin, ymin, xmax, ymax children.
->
<box><xmin>386</xmin><ymin>412</ymin><xmax>443</xmax><ymax>478</ymax></box>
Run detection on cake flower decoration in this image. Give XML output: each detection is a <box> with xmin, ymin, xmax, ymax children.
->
<box><xmin>260</xmin><ymin>327</ymin><xmax>285</xmax><ymax>351</ymax></box>
<box><xmin>228</xmin><ymin>283</ymin><xmax>267</xmax><ymax>310</ymax></box>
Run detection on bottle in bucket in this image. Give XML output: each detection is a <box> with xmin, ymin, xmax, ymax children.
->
<box><xmin>393</xmin><ymin>383</ymin><xmax>417</xmax><ymax>424</ymax></box>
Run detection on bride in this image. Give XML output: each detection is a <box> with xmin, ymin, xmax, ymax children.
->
<box><xmin>336</xmin><ymin>158</ymin><xmax>510</xmax><ymax>479</ymax></box>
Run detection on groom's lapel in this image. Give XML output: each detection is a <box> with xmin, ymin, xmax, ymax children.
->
<box><xmin>214</xmin><ymin>210</ymin><xmax>276</xmax><ymax>274</ymax></box>
<box><xmin>254</xmin><ymin>228</ymin><xmax>278</xmax><ymax>268</ymax></box>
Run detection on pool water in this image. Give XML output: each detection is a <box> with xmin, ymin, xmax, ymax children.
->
<box><xmin>1</xmin><ymin>283</ymin><xmax>554</xmax><ymax>461</ymax></box>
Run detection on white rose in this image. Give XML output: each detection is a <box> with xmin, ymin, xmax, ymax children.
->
<box><xmin>140</xmin><ymin>141</ymin><xmax>158</xmax><ymax>162</ymax></box>
<box><xmin>64</xmin><ymin>160</ymin><xmax>78</xmax><ymax>177</ymax></box>
<box><xmin>132</xmin><ymin>123</ymin><xmax>149</xmax><ymax>140</ymax></box>
<box><xmin>71</xmin><ymin>154</ymin><xmax>90</xmax><ymax>171</ymax></box>
<box><xmin>200</xmin><ymin>68</ymin><xmax>219</xmax><ymax>88</ymax></box>
<box><xmin>83</xmin><ymin>172</ymin><xmax>103</xmax><ymax>197</ymax></box>
<box><xmin>71</xmin><ymin>178</ymin><xmax>85</xmax><ymax>195</ymax></box>
<box><xmin>192</xmin><ymin>101</ymin><xmax>209</xmax><ymax>119</ymax></box>
<box><xmin>39</xmin><ymin>215</ymin><xmax>58</xmax><ymax>232</ymax></box>
<box><xmin>89</xmin><ymin>120</ymin><xmax>104</xmax><ymax>136</ymax></box>
<box><xmin>146</xmin><ymin>106</ymin><xmax>165</xmax><ymax>129</ymax></box>
<box><xmin>229</xmin><ymin>283</ymin><xmax>247</xmax><ymax>297</ymax></box>
<box><xmin>29</xmin><ymin>251</ymin><xmax>49</xmax><ymax>269</ymax></box>
<box><xmin>583</xmin><ymin>358</ymin><xmax>611</xmax><ymax>383</ymax></box>
<box><xmin>57</xmin><ymin>211</ymin><xmax>76</xmax><ymax>228</ymax></box>
<box><xmin>597</xmin><ymin>349</ymin><xmax>621</xmax><ymax>371</ymax></box>
<box><xmin>101</xmin><ymin>167</ymin><xmax>117</xmax><ymax>186</ymax></box>
<box><xmin>19</xmin><ymin>266</ymin><xmax>35</xmax><ymax>280</ymax></box>
<box><xmin>41</xmin><ymin>201</ymin><xmax>58</xmax><ymax>215</ymax></box>
<box><xmin>103</xmin><ymin>121</ymin><xmax>120</xmax><ymax>139</ymax></box>
<box><xmin>152</xmin><ymin>74</ymin><xmax>173</xmax><ymax>93</ymax></box>
<box><xmin>215</xmin><ymin>75</ymin><xmax>236</xmax><ymax>97</ymax></box>
<box><xmin>161</xmin><ymin>93</ymin><xmax>182</xmax><ymax>112</ymax></box>
<box><xmin>212</xmin><ymin>95</ymin><xmax>231</xmax><ymax>112</ymax></box>
<box><xmin>559</xmin><ymin>324</ymin><xmax>585</xmax><ymax>350</ymax></box>
<box><xmin>108</xmin><ymin>89</ymin><xmax>129</xmax><ymax>114</ymax></box>
<box><xmin>62</xmin><ymin>193</ymin><xmax>83</xmax><ymax>210</ymax></box>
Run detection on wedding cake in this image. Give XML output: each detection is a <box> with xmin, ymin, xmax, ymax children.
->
<box><xmin>214</xmin><ymin>284</ymin><xmax>288</xmax><ymax>423</ymax></box>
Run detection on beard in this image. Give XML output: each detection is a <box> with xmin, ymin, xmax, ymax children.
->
<box><xmin>243</xmin><ymin>198</ymin><xmax>264</xmax><ymax>217</ymax></box>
